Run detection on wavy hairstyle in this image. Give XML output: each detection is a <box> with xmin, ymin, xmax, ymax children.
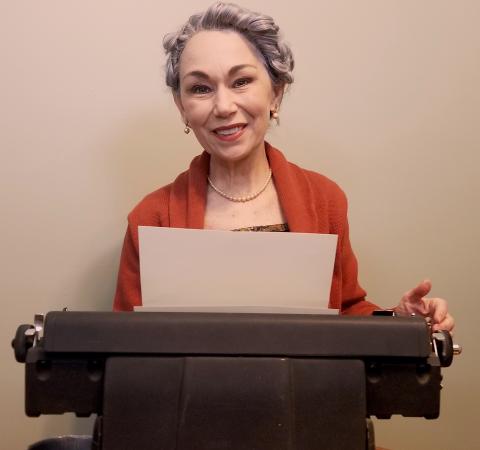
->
<box><xmin>163</xmin><ymin>2</ymin><xmax>294</xmax><ymax>92</ymax></box>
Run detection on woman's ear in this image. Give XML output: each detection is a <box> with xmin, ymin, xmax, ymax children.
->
<box><xmin>271</xmin><ymin>83</ymin><xmax>285</xmax><ymax>112</ymax></box>
<box><xmin>173</xmin><ymin>92</ymin><xmax>186</xmax><ymax>123</ymax></box>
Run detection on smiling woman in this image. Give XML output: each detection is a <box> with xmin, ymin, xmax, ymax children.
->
<box><xmin>173</xmin><ymin>30</ymin><xmax>287</xmax><ymax>229</ymax></box>
<box><xmin>112</xmin><ymin>2</ymin><xmax>454</xmax><ymax>334</ymax></box>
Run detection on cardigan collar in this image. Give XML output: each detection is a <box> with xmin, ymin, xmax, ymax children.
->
<box><xmin>169</xmin><ymin>142</ymin><xmax>321</xmax><ymax>232</ymax></box>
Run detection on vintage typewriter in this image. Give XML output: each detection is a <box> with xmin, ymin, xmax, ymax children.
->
<box><xmin>12</xmin><ymin>310</ymin><xmax>460</xmax><ymax>449</ymax></box>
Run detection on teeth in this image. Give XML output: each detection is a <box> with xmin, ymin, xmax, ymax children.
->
<box><xmin>216</xmin><ymin>126</ymin><xmax>243</xmax><ymax>136</ymax></box>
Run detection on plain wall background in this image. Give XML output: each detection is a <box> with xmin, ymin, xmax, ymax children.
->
<box><xmin>1</xmin><ymin>1</ymin><xmax>479</xmax><ymax>448</ymax></box>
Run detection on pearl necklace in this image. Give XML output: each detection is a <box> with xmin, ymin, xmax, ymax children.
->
<box><xmin>207</xmin><ymin>169</ymin><xmax>272</xmax><ymax>203</ymax></box>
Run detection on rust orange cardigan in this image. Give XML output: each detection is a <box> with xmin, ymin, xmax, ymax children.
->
<box><xmin>113</xmin><ymin>143</ymin><xmax>379</xmax><ymax>315</ymax></box>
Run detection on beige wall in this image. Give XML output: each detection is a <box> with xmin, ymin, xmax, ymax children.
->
<box><xmin>2</xmin><ymin>1</ymin><xmax>479</xmax><ymax>448</ymax></box>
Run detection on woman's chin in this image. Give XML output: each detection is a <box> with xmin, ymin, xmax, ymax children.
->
<box><xmin>204</xmin><ymin>140</ymin><xmax>265</xmax><ymax>165</ymax></box>
<box><xmin>209</xmin><ymin>148</ymin><xmax>257</xmax><ymax>165</ymax></box>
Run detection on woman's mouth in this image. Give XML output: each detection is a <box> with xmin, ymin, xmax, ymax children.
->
<box><xmin>212</xmin><ymin>124</ymin><xmax>246</xmax><ymax>141</ymax></box>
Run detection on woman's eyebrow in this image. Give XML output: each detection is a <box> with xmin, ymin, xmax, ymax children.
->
<box><xmin>183</xmin><ymin>70</ymin><xmax>209</xmax><ymax>81</ymax></box>
<box><xmin>182</xmin><ymin>64</ymin><xmax>257</xmax><ymax>81</ymax></box>
<box><xmin>228</xmin><ymin>64</ymin><xmax>257</xmax><ymax>75</ymax></box>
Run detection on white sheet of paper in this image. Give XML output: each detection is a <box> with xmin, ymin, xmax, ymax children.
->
<box><xmin>138</xmin><ymin>226</ymin><xmax>338</xmax><ymax>313</ymax></box>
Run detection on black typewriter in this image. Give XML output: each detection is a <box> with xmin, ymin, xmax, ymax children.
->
<box><xmin>12</xmin><ymin>310</ymin><xmax>461</xmax><ymax>450</ymax></box>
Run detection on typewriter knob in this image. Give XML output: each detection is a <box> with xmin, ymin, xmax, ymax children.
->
<box><xmin>432</xmin><ymin>330</ymin><xmax>454</xmax><ymax>367</ymax></box>
<box><xmin>12</xmin><ymin>324</ymin><xmax>35</xmax><ymax>363</ymax></box>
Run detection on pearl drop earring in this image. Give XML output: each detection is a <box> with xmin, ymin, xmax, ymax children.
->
<box><xmin>271</xmin><ymin>109</ymin><xmax>280</xmax><ymax>125</ymax></box>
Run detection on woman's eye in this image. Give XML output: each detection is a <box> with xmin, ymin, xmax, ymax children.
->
<box><xmin>190</xmin><ymin>85</ymin><xmax>211</xmax><ymax>95</ymax></box>
<box><xmin>233</xmin><ymin>78</ymin><xmax>252</xmax><ymax>88</ymax></box>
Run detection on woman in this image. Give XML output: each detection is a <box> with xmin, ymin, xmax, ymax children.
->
<box><xmin>113</xmin><ymin>2</ymin><xmax>454</xmax><ymax>331</ymax></box>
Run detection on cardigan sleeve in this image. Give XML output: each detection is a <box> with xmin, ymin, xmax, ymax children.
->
<box><xmin>338</xmin><ymin>216</ymin><xmax>379</xmax><ymax>315</ymax></box>
<box><xmin>113</xmin><ymin>215</ymin><xmax>141</xmax><ymax>312</ymax></box>
<box><xmin>319</xmin><ymin>176</ymin><xmax>379</xmax><ymax>315</ymax></box>
<box><xmin>113</xmin><ymin>186</ymin><xmax>171</xmax><ymax>311</ymax></box>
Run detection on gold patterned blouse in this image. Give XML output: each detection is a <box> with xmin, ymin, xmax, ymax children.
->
<box><xmin>232</xmin><ymin>223</ymin><xmax>289</xmax><ymax>232</ymax></box>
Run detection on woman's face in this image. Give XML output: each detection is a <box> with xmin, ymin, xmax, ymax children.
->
<box><xmin>174</xmin><ymin>30</ymin><xmax>283</xmax><ymax>164</ymax></box>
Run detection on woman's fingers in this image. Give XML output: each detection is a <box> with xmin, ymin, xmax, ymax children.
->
<box><xmin>425</xmin><ymin>297</ymin><xmax>448</xmax><ymax>324</ymax></box>
<box><xmin>396</xmin><ymin>280</ymin><xmax>454</xmax><ymax>332</ymax></box>
<box><xmin>402</xmin><ymin>279</ymin><xmax>432</xmax><ymax>304</ymax></box>
<box><xmin>432</xmin><ymin>312</ymin><xmax>455</xmax><ymax>332</ymax></box>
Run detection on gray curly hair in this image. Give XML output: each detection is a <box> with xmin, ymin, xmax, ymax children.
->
<box><xmin>163</xmin><ymin>2</ymin><xmax>294</xmax><ymax>92</ymax></box>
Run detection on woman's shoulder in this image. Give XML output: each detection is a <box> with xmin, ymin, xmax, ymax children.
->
<box><xmin>127</xmin><ymin>182</ymin><xmax>173</xmax><ymax>226</ymax></box>
<box><xmin>280</xmin><ymin>158</ymin><xmax>349</xmax><ymax>211</ymax></box>
<box><xmin>292</xmin><ymin>162</ymin><xmax>345</xmax><ymax>195</ymax></box>
<box><xmin>268</xmin><ymin>143</ymin><xmax>347</xmax><ymax>202</ymax></box>
<box><xmin>290</xmin><ymin>163</ymin><xmax>349</xmax><ymax>221</ymax></box>
<box><xmin>126</xmin><ymin>152</ymin><xmax>208</xmax><ymax>227</ymax></box>
<box><xmin>126</xmin><ymin>167</ymin><xmax>188</xmax><ymax>225</ymax></box>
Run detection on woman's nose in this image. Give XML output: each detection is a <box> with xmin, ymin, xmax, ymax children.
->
<box><xmin>213</xmin><ymin>87</ymin><xmax>237</xmax><ymax>117</ymax></box>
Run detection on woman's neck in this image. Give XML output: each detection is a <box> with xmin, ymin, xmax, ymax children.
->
<box><xmin>208</xmin><ymin>144</ymin><xmax>270</xmax><ymax>197</ymax></box>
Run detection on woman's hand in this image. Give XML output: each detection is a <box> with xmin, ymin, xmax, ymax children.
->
<box><xmin>393</xmin><ymin>279</ymin><xmax>455</xmax><ymax>332</ymax></box>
